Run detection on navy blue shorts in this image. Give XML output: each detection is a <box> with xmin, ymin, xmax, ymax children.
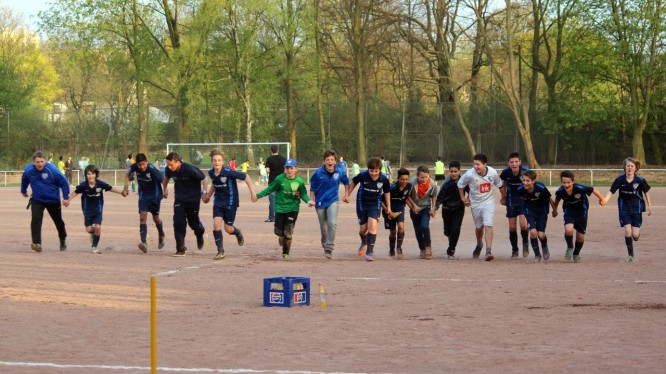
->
<box><xmin>526</xmin><ymin>212</ymin><xmax>548</xmax><ymax>232</ymax></box>
<box><xmin>213</xmin><ymin>205</ymin><xmax>238</xmax><ymax>226</ymax></box>
<box><xmin>505</xmin><ymin>204</ymin><xmax>526</xmax><ymax>218</ymax></box>
<box><xmin>357</xmin><ymin>207</ymin><xmax>380</xmax><ymax>225</ymax></box>
<box><xmin>84</xmin><ymin>212</ymin><xmax>103</xmax><ymax>227</ymax></box>
<box><xmin>619</xmin><ymin>212</ymin><xmax>642</xmax><ymax>228</ymax></box>
<box><xmin>563</xmin><ymin>211</ymin><xmax>588</xmax><ymax>234</ymax></box>
<box><xmin>138</xmin><ymin>199</ymin><xmax>161</xmax><ymax>215</ymax></box>
<box><xmin>382</xmin><ymin>210</ymin><xmax>405</xmax><ymax>230</ymax></box>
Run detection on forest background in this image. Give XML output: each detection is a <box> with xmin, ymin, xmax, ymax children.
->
<box><xmin>0</xmin><ymin>0</ymin><xmax>664</xmax><ymax>170</ymax></box>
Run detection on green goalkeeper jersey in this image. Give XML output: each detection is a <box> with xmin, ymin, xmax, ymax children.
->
<box><xmin>256</xmin><ymin>174</ymin><xmax>310</xmax><ymax>213</ymax></box>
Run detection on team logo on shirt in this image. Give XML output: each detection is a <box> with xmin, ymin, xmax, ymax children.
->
<box><xmin>96</xmin><ymin>188</ymin><xmax>102</xmax><ymax>193</ymax></box>
<box><xmin>535</xmin><ymin>192</ymin><xmax>541</xmax><ymax>198</ymax></box>
<box><xmin>221</xmin><ymin>177</ymin><xmax>228</xmax><ymax>184</ymax></box>
<box><xmin>42</xmin><ymin>173</ymin><xmax>49</xmax><ymax>179</ymax></box>
<box><xmin>333</xmin><ymin>173</ymin><xmax>339</xmax><ymax>179</ymax></box>
<box><xmin>633</xmin><ymin>183</ymin><xmax>639</xmax><ymax>190</ymax></box>
<box><xmin>377</xmin><ymin>182</ymin><xmax>383</xmax><ymax>189</ymax></box>
<box><xmin>574</xmin><ymin>193</ymin><xmax>581</xmax><ymax>199</ymax></box>
<box><xmin>290</xmin><ymin>182</ymin><xmax>300</xmax><ymax>191</ymax></box>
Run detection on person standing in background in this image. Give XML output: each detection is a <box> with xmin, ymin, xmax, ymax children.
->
<box><xmin>57</xmin><ymin>156</ymin><xmax>66</xmax><ymax>175</ymax></box>
<box><xmin>64</xmin><ymin>156</ymin><xmax>74</xmax><ymax>185</ymax></box>
<box><xmin>264</xmin><ymin>145</ymin><xmax>287</xmax><ymax>223</ymax></box>
<box><xmin>434</xmin><ymin>157</ymin><xmax>445</xmax><ymax>186</ymax></box>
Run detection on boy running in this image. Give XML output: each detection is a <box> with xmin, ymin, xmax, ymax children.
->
<box><xmin>253</xmin><ymin>159</ymin><xmax>313</xmax><ymax>259</ymax></box>
<box><xmin>125</xmin><ymin>153</ymin><xmax>166</xmax><ymax>253</ymax></box>
<box><xmin>203</xmin><ymin>149</ymin><xmax>257</xmax><ymax>260</ymax></box>
<box><xmin>604</xmin><ymin>157</ymin><xmax>652</xmax><ymax>262</ymax></box>
<box><xmin>517</xmin><ymin>170</ymin><xmax>555</xmax><ymax>262</ymax></box>
<box><xmin>552</xmin><ymin>170</ymin><xmax>606</xmax><ymax>263</ymax></box>
<box><xmin>500</xmin><ymin>152</ymin><xmax>530</xmax><ymax>258</ymax></box>
<box><xmin>309</xmin><ymin>150</ymin><xmax>350</xmax><ymax>259</ymax></box>
<box><xmin>406</xmin><ymin>165</ymin><xmax>438</xmax><ymax>259</ymax></box>
<box><xmin>343</xmin><ymin>157</ymin><xmax>392</xmax><ymax>262</ymax></box>
<box><xmin>381</xmin><ymin>168</ymin><xmax>411</xmax><ymax>259</ymax></box>
<box><xmin>64</xmin><ymin>165</ymin><xmax>127</xmax><ymax>253</ymax></box>
<box><xmin>435</xmin><ymin>161</ymin><xmax>467</xmax><ymax>259</ymax></box>
<box><xmin>162</xmin><ymin>152</ymin><xmax>208</xmax><ymax>257</ymax></box>
<box><xmin>458</xmin><ymin>153</ymin><xmax>502</xmax><ymax>261</ymax></box>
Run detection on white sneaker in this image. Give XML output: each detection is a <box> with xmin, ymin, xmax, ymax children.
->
<box><xmin>91</xmin><ymin>247</ymin><xmax>100</xmax><ymax>254</ymax></box>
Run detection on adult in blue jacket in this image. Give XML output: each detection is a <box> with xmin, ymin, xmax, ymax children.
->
<box><xmin>21</xmin><ymin>150</ymin><xmax>70</xmax><ymax>252</ymax></box>
<box><xmin>309</xmin><ymin>150</ymin><xmax>350</xmax><ymax>259</ymax></box>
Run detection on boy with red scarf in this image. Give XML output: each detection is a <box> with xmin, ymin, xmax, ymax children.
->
<box><xmin>406</xmin><ymin>165</ymin><xmax>438</xmax><ymax>259</ymax></box>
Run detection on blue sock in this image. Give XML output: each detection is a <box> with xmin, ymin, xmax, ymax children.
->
<box><xmin>140</xmin><ymin>224</ymin><xmax>147</xmax><ymax>243</ymax></box>
<box><xmin>214</xmin><ymin>230</ymin><xmax>223</xmax><ymax>251</ymax></box>
<box><xmin>92</xmin><ymin>234</ymin><xmax>100</xmax><ymax>247</ymax></box>
<box><xmin>531</xmin><ymin>237</ymin><xmax>541</xmax><ymax>256</ymax></box>
<box><xmin>232</xmin><ymin>227</ymin><xmax>240</xmax><ymax>236</ymax></box>
<box><xmin>565</xmin><ymin>234</ymin><xmax>574</xmax><ymax>248</ymax></box>
<box><xmin>625</xmin><ymin>236</ymin><xmax>634</xmax><ymax>256</ymax></box>
<box><xmin>156</xmin><ymin>223</ymin><xmax>164</xmax><ymax>237</ymax></box>
<box><xmin>367</xmin><ymin>233</ymin><xmax>376</xmax><ymax>255</ymax></box>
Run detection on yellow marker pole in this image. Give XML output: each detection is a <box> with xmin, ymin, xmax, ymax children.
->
<box><xmin>151</xmin><ymin>275</ymin><xmax>157</xmax><ymax>374</ymax></box>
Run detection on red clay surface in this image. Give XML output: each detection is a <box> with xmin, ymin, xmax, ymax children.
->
<box><xmin>1</xmin><ymin>185</ymin><xmax>664</xmax><ymax>373</ymax></box>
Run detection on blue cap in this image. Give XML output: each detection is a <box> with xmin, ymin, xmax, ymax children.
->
<box><xmin>285</xmin><ymin>159</ymin><xmax>297</xmax><ymax>167</ymax></box>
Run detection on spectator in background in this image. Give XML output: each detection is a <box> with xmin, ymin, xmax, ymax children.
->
<box><xmin>57</xmin><ymin>156</ymin><xmax>66</xmax><ymax>175</ymax></box>
<box><xmin>64</xmin><ymin>156</ymin><xmax>74</xmax><ymax>185</ymax></box>
<box><xmin>264</xmin><ymin>145</ymin><xmax>287</xmax><ymax>222</ymax></box>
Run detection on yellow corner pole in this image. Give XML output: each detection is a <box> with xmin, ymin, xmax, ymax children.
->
<box><xmin>151</xmin><ymin>275</ymin><xmax>157</xmax><ymax>374</ymax></box>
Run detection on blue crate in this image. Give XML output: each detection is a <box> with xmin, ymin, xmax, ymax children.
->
<box><xmin>263</xmin><ymin>276</ymin><xmax>310</xmax><ymax>307</ymax></box>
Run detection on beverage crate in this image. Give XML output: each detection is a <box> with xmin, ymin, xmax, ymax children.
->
<box><xmin>263</xmin><ymin>276</ymin><xmax>310</xmax><ymax>307</ymax></box>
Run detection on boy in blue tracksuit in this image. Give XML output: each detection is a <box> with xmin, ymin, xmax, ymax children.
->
<box><xmin>125</xmin><ymin>153</ymin><xmax>166</xmax><ymax>253</ymax></box>
<box><xmin>309</xmin><ymin>150</ymin><xmax>350</xmax><ymax>259</ymax></box>
<box><xmin>518</xmin><ymin>170</ymin><xmax>555</xmax><ymax>262</ymax></box>
<box><xmin>162</xmin><ymin>152</ymin><xmax>208</xmax><ymax>256</ymax></box>
<box><xmin>64</xmin><ymin>165</ymin><xmax>126</xmax><ymax>253</ymax></box>
<box><xmin>21</xmin><ymin>151</ymin><xmax>71</xmax><ymax>252</ymax></box>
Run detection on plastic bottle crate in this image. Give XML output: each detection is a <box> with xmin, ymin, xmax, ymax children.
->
<box><xmin>263</xmin><ymin>276</ymin><xmax>310</xmax><ymax>307</ymax></box>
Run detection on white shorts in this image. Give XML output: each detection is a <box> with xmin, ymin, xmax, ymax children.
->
<box><xmin>471</xmin><ymin>203</ymin><xmax>495</xmax><ymax>228</ymax></box>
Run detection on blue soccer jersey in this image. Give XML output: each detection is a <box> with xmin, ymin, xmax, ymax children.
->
<box><xmin>352</xmin><ymin>171</ymin><xmax>391</xmax><ymax>211</ymax></box>
<box><xmin>129</xmin><ymin>163</ymin><xmax>164</xmax><ymax>201</ymax></box>
<box><xmin>609</xmin><ymin>174</ymin><xmax>650</xmax><ymax>214</ymax></box>
<box><xmin>518</xmin><ymin>182</ymin><xmax>551</xmax><ymax>216</ymax></box>
<box><xmin>555</xmin><ymin>183</ymin><xmax>593</xmax><ymax>217</ymax></box>
<box><xmin>74</xmin><ymin>179</ymin><xmax>113</xmax><ymax>215</ymax></box>
<box><xmin>500</xmin><ymin>166</ymin><xmax>529</xmax><ymax>207</ymax></box>
<box><xmin>208</xmin><ymin>167</ymin><xmax>247</xmax><ymax>208</ymax></box>
<box><xmin>388</xmin><ymin>181</ymin><xmax>412</xmax><ymax>212</ymax></box>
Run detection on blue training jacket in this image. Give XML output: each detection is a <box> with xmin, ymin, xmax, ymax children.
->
<box><xmin>21</xmin><ymin>162</ymin><xmax>70</xmax><ymax>203</ymax></box>
<box><xmin>310</xmin><ymin>165</ymin><xmax>350</xmax><ymax>209</ymax></box>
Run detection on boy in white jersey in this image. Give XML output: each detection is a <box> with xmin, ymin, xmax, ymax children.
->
<box><xmin>458</xmin><ymin>153</ymin><xmax>503</xmax><ymax>261</ymax></box>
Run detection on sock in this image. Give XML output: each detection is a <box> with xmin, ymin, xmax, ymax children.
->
<box><xmin>397</xmin><ymin>232</ymin><xmax>405</xmax><ymax>249</ymax></box>
<box><xmin>565</xmin><ymin>234</ymin><xmax>574</xmax><ymax>249</ymax></box>
<box><xmin>389</xmin><ymin>236</ymin><xmax>396</xmax><ymax>251</ymax></box>
<box><xmin>92</xmin><ymin>234</ymin><xmax>100</xmax><ymax>247</ymax></box>
<box><xmin>140</xmin><ymin>224</ymin><xmax>147</xmax><ymax>243</ymax></box>
<box><xmin>360</xmin><ymin>233</ymin><xmax>367</xmax><ymax>246</ymax></box>
<box><xmin>157</xmin><ymin>223</ymin><xmax>165</xmax><ymax>237</ymax></box>
<box><xmin>625</xmin><ymin>236</ymin><xmax>634</xmax><ymax>256</ymax></box>
<box><xmin>531</xmin><ymin>237</ymin><xmax>541</xmax><ymax>256</ymax></box>
<box><xmin>509</xmin><ymin>231</ymin><xmax>518</xmax><ymax>250</ymax></box>
<box><xmin>367</xmin><ymin>233</ymin><xmax>377</xmax><ymax>255</ymax></box>
<box><xmin>573</xmin><ymin>241</ymin><xmax>584</xmax><ymax>256</ymax></box>
<box><xmin>485</xmin><ymin>246</ymin><xmax>492</xmax><ymax>255</ymax></box>
<box><xmin>521</xmin><ymin>230</ymin><xmax>529</xmax><ymax>245</ymax></box>
<box><xmin>539</xmin><ymin>237</ymin><xmax>548</xmax><ymax>249</ymax></box>
<box><xmin>214</xmin><ymin>230</ymin><xmax>223</xmax><ymax>251</ymax></box>
<box><xmin>232</xmin><ymin>227</ymin><xmax>240</xmax><ymax>236</ymax></box>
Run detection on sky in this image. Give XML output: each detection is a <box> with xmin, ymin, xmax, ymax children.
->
<box><xmin>1</xmin><ymin>0</ymin><xmax>51</xmax><ymax>33</ymax></box>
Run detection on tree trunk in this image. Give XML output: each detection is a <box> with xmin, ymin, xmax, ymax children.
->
<box><xmin>137</xmin><ymin>79</ymin><xmax>147</xmax><ymax>153</ymax></box>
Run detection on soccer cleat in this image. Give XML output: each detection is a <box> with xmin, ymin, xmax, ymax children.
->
<box><xmin>522</xmin><ymin>243</ymin><xmax>530</xmax><ymax>258</ymax></box>
<box><xmin>281</xmin><ymin>253</ymin><xmax>289</xmax><ymax>260</ymax></box>
<box><xmin>91</xmin><ymin>247</ymin><xmax>100</xmax><ymax>254</ymax></box>
<box><xmin>138</xmin><ymin>243</ymin><xmax>148</xmax><ymax>253</ymax></box>
<box><xmin>565</xmin><ymin>248</ymin><xmax>573</xmax><ymax>261</ymax></box>
<box><xmin>447</xmin><ymin>255</ymin><xmax>458</xmax><ymax>260</ymax></box>
<box><xmin>419</xmin><ymin>250</ymin><xmax>426</xmax><ymax>259</ymax></box>
<box><xmin>396</xmin><ymin>248</ymin><xmax>403</xmax><ymax>260</ymax></box>
<box><xmin>357</xmin><ymin>243</ymin><xmax>367</xmax><ymax>256</ymax></box>
<box><xmin>511</xmin><ymin>250</ymin><xmax>519</xmax><ymax>259</ymax></box>
<box><xmin>364</xmin><ymin>252</ymin><xmax>375</xmax><ymax>262</ymax></box>
<box><xmin>543</xmin><ymin>247</ymin><xmax>550</xmax><ymax>261</ymax></box>
<box><xmin>425</xmin><ymin>246</ymin><xmax>433</xmax><ymax>259</ymax></box>
<box><xmin>30</xmin><ymin>243</ymin><xmax>42</xmax><ymax>253</ymax></box>
<box><xmin>573</xmin><ymin>255</ymin><xmax>581</xmax><ymax>263</ymax></box>
<box><xmin>265</xmin><ymin>218</ymin><xmax>274</xmax><ymax>223</ymax></box>
<box><xmin>236</xmin><ymin>230</ymin><xmax>244</xmax><ymax>246</ymax></box>
<box><xmin>485</xmin><ymin>252</ymin><xmax>494</xmax><ymax>261</ymax></box>
<box><xmin>473</xmin><ymin>244</ymin><xmax>483</xmax><ymax>259</ymax></box>
<box><xmin>60</xmin><ymin>239</ymin><xmax>67</xmax><ymax>251</ymax></box>
<box><xmin>158</xmin><ymin>236</ymin><xmax>165</xmax><ymax>249</ymax></box>
<box><xmin>534</xmin><ymin>256</ymin><xmax>542</xmax><ymax>263</ymax></box>
<box><xmin>625</xmin><ymin>255</ymin><xmax>634</xmax><ymax>263</ymax></box>
<box><xmin>324</xmin><ymin>250</ymin><xmax>332</xmax><ymax>259</ymax></box>
<box><xmin>214</xmin><ymin>251</ymin><xmax>225</xmax><ymax>260</ymax></box>
<box><xmin>173</xmin><ymin>251</ymin><xmax>186</xmax><ymax>257</ymax></box>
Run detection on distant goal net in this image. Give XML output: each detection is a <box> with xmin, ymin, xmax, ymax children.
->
<box><xmin>166</xmin><ymin>142</ymin><xmax>291</xmax><ymax>169</ymax></box>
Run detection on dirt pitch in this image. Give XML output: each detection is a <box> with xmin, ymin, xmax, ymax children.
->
<box><xmin>1</xmin><ymin>185</ymin><xmax>664</xmax><ymax>373</ymax></box>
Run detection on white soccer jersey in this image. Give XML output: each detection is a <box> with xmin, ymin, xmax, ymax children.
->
<box><xmin>457</xmin><ymin>166</ymin><xmax>502</xmax><ymax>206</ymax></box>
